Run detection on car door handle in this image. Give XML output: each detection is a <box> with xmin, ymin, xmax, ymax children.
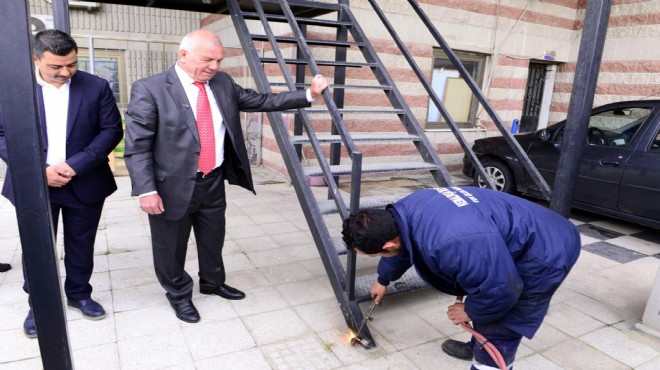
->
<box><xmin>600</xmin><ymin>160</ymin><xmax>620</xmax><ymax>167</ymax></box>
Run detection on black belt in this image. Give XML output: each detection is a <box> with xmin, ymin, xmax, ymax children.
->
<box><xmin>196</xmin><ymin>166</ymin><xmax>222</xmax><ymax>179</ymax></box>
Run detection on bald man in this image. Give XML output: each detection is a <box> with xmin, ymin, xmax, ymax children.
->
<box><xmin>125</xmin><ymin>30</ymin><xmax>328</xmax><ymax>322</ymax></box>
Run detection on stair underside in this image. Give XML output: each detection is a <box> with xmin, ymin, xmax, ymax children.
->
<box><xmin>354</xmin><ymin>270</ymin><xmax>430</xmax><ymax>303</ymax></box>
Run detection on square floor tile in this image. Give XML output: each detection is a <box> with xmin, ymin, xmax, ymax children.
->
<box><xmin>242</xmin><ymin>308</ymin><xmax>310</xmax><ymax>346</ymax></box>
<box><xmin>115</xmin><ymin>304</ymin><xmax>181</xmax><ymax>341</ymax></box>
<box><xmin>231</xmin><ymin>286</ymin><xmax>288</xmax><ymax>316</ymax></box>
<box><xmin>117</xmin><ymin>329</ymin><xmax>192</xmax><ymax>370</ymax></box>
<box><xmin>261</xmin><ymin>335</ymin><xmax>342</xmax><ymax>369</ymax></box>
<box><xmin>72</xmin><ymin>342</ymin><xmax>120</xmax><ymax>370</ymax></box>
<box><xmin>543</xmin><ymin>303</ymin><xmax>606</xmax><ymax>337</ymax></box>
<box><xmin>182</xmin><ymin>318</ymin><xmax>255</xmax><ymax>360</ymax></box>
<box><xmin>580</xmin><ymin>326</ymin><xmax>659</xmax><ymax>367</ymax></box>
<box><xmin>582</xmin><ymin>241</ymin><xmax>646</xmax><ymax>263</ymax></box>
<box><xmin>195</xmin><ymin>348</ymin><xmax>271</xmax><ymax>370</ymax></box>
<box><xmin>577</xmin><ymin>224</ymin><xmax>625</xmax><ymax>240</ymax></box>
<box><xmin>631</xmin><ymin>230</ymin><xmax>660</xmax><ymax>244</ymax></box>
<box><xmin>542</xmin><ymin>338</ymin><xmax>629</xmax><ymax>369</ymax></box>
<box><xmin>369</xmin><ymin>313</ymin><xmax>443</xmax><ymax>351</ymax></box>
<box><xmin>608</xmin><ymin>235</ymin><xmax>660</xmax><ymax>256</ymax></box>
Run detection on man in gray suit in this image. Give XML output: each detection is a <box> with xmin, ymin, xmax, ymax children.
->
<box><xmin>124</xmin><ymin>30</ymin><xmax>328</xmax><ymax>323</ymax></box>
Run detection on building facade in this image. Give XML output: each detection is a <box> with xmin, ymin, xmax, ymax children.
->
<box><xmin>3</xmin><ymin>0</ymin><xmax>656</xmax><ymax>179</ymax></box>
<box><xmin>203</xmin><ymin>0</ymin><xmax>660</xmax><ymax>173</ymax></box>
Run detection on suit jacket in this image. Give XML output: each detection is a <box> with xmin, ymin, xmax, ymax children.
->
<box><xmin>124</xmin><ymin>67</ymin><xmax>310</xmax><ymax>221</ymax></box>
<box><xmin>0</xmin><ymin>70</ymin><xmax>124</xmax><ymax>205</ymax></box>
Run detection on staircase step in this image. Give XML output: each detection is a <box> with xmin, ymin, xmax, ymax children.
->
<box><xmin>271</xmin><ymin>82</ymin><xmax>392</xmax><ymax>91</ymax></box>
<box><xmin>242</xmin><ymin>11</ymin><xmax>350</xmax><ymax>27</ymax></box>
<box><xmin>289</xmin><ymin>108</ymin><xmax>405</xmax><ymax>115</ymax></box>
<box><xmin>354</xmin><ymin>270</ymin><xmax>430</xmax><ymax>303</ymax></box>
<box><xmin>260</xmin><ymin>58</ymin><xmax>377</xmax><ymax>68</ymax></box>
<box><xmin>291</xmin><ymin>133</ymin><xmax>419</xmax><ymax>145</ymax></box>
<box><xmin>303</xmin><ymin>161</ymin><xmax>437</xmax><ymax>178</ymax></box>
<box><xmin>251</xmin><ymin>34</ymin><xmax>360</xmax><ymax>48</ymax></box>
<box><xmin>319</xmin><ymin>193</ymin><xmax>409</xmax><ymax>216</ymax></box>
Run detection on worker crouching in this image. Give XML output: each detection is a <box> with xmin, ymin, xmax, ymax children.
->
<box><xmin>342</xmin><ymin>186</ymin><xmax>581</xmax><ymax>369</ymax></box>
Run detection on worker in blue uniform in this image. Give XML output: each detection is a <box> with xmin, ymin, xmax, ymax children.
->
<box><xmin>342</xmin><ymin>187</ymin><xmax>581</xmax><ymax>370</ymax></box>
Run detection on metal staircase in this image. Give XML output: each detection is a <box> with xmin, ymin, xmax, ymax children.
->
<box><xmin>225</xmin><ymin>0</ymin><xmax>551</xmax><ymax>348</ymax></box>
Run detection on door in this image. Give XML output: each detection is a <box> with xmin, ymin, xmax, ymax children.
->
<box><xmin>618</xmin><ymin>120</ymin><xmax>660</xmax><ymax>220</ymax></box>
<box><xmin>527</xmin><ymin>106</ymin><xmax>652</xmax><ymax>210</ymax></box>
<box><xmin>521</xmin><ymin>63</ymin><xmax>547</xmax><ymax>132</ymax></box>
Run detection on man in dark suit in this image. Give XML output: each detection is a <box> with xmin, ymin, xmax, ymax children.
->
<box><xmin>0</xmin><ymin>30</ymin><xmax>123</xmax><ymax>338</ymax></box>
<box><xmin>124</xmin><ymin>29</ymin><xmax>328</xmax><ymax>323</ymax></box>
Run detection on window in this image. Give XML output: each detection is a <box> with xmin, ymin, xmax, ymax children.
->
<box><xmin>77</xmin><ymin>49</ymin><xmax>127</xmax><ymax>109</ymax></box>
<box><xmin>426</xmin><ymin>49</ymin><xmax>486</xmax><ymax>129</ymax></box>
<box><xmin>650</xmin><ymin>130</ymin><xmax>660</xmax><ymax>152</ymax></box>
<box><xmin>586</xmin><ymin>107</ymin><xmax>651</xmax><ymax>147</ymax></box>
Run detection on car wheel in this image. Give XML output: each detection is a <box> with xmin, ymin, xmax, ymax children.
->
<box><xmin>473</xmin><ymin>159</ymin><xmax>515</xmax><ymax>193</ymax></box>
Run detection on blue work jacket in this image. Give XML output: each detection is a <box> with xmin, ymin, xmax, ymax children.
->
<box><xmin>377</xmin><ymin>187</ymin><xmax>581</xmax><ymax>339</ymax></box>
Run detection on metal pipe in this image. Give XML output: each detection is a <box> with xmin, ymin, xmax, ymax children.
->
<box><xmin>550</xmin><ymin>1</ymin><xmax>611</xmax><ymax>216</ymax></box>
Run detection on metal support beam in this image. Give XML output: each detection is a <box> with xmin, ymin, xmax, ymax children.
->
<box><xmin>51</xmin><ymin>0</ymin><xmax>71</xmax><ymax>33</ymax></box>
<box><xmin>0</xmin><ymin>2</ymin><xmax>73</xmax><ymax>369</ymax></box>
<box><xmin>550</xmin><ymin>1</ymin><xmax>611</xmax><ymax>217</ymax></box>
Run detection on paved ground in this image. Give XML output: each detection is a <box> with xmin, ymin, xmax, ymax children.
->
<box><xmin>0</xmin><ymin>169</ymin><xmax>659</xmax><ymax>369</ymax></box>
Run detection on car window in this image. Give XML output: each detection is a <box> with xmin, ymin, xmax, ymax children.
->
<box><xmin>587</xmin><ymin>107</ymin><xmax>652</xmax><ymax>147</ymax></box>
<box><xmin>651</xmin><ymin>130</ymin><xmax>660</xmax><ymax>152</ymax></box>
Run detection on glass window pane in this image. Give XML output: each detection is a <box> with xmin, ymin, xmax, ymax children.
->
<box><xmin>587</xmin><ymin>107</ymin><xmax>652</xmax><ymax>147</ymax></box>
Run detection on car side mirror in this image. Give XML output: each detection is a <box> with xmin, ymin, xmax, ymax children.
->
<box><xmin>537</xmin><ymin>129</ymin><xmax>550</xmax><ymax>142</ymax></box>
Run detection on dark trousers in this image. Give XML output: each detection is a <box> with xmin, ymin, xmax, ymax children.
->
<box><xmin>148</xmin><ymin>171</ymin><xmax>227</xmax><ymax>304</ymax></box>
<box><xmin>470</xmin><ymin>321</ymin><xmax>522</xmax><ymax>370</ymax></box>
<box><xmin>23</xmin><ymin>185</ymin><xmax>104</xmax><ymax>301</ymax></box>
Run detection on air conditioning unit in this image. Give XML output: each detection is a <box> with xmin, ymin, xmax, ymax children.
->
<box><xmin>30</xmin><ymin>14</ymin><xmax>55</xmax><ymax>34</ymax></box>
<box><xmin>45</xmin><ymin>1</ymin><xmax>101</xmax><ymax>10</ymax></box>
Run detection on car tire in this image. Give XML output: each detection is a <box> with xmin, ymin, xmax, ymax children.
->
<box><xmin>473</xmin><ymin>159</ymin><xmax>515</xmax><ymax>193</ymax></box>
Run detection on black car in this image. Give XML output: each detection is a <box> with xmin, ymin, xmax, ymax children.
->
<box><xmin>463</xmin><ymin>100</ymin><xmax>660</xmax><ymax>228</ymax></box>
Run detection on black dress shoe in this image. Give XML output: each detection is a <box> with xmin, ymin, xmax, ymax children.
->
<box><xmin>0</xmin><ymin>263</ymin><xmax>11</xmax><ymax>273</ymax></box>
<box><xmin>200</xmin><ymin>284</ymin><xmax>246</xmax><ymax>300</ymax></box>
<box><xmin>24</xmin><ymin>309</ymin><xmax>37</xmax><ymax>339</ymax></box>
<box><xmin>170</xmin><ymin>300</ymin><xmax>200</xmax><ymax>323</ymax></box>
<box><xmin>441</xmin><ymin>339</ymin><xmax>473</xmax><ymax>360</ymax></box>
<box><xmin>68</xmin><ymin>298</ymin><xmax>106</xmax><ymax>320</ymax></box>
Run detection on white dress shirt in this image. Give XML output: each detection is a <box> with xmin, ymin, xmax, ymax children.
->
<box><xmin>36</xmin><ymin>68</ymin><xmax>70</xmax><ymax>165</ymax></box>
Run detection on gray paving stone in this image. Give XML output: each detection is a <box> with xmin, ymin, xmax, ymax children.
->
<box><xmin>293</xmin><ymin>299</ymin><xmax>348</xmax><ymax>333</ymax></box>
<box><xmin>242</xmin><ymin>308</ymin><xmax>310</xmax><ymax>346</ymax></box>
<box><xmin>514</xmin><ymin>354</ymin><xmax>563</xmax><ymax>369</ymax></box>
<box><xmin>261</xmin><ymin>335</ymin><xmax>342</xmax><ymax>370</ymax></box>
<box><xmin>117</xmin><ymin>329</ymin><xmax>193</xmax><ymax>370</ymax></box>
<box><xmin>72</xmin><ymin>343</ymin><xmax>121</xmax><ymax>370</ymax></box>
<box><xmin>369</xmin><ymin>312</ymin><xmax>444</xmax><ymax>351</ymax></box>
<box><xmin>231</xmin><ymin>286</ymin><xmax>289</xmax><ymax>316</ymax></box>
<box><xmin>544</xmin><ymin>303</ymin><xmax>606</xmax><ymax>337</ymax></box>
<box><xmin>195</xmin><ymin>348</ymin><xmax>271</xmax><ymax>370</ymax></box>
<box><xmin>522</xmin><ymin>323</ymin><xmax>571</xmax><ymax>352</ymax></box>
<box><xmin>582</xmin><ymin>241</ymin><xmax>647</xmax><ymax>263</ymax></box>
<box><xmin>578</xmin><ymin>224</ymin><xmax>625</xmax><ymax>240</ymax></box>
<box><xmin>542</xmin><ymin>338</ymin><xmax>629</xmax><ymax>370</ymax></box>
<box><xmin>2</xmin><ymin>174</ymin><xmax>660</xmax><ymax>368</ymax></box>
<box><xmin>115</xmin><ymin>304</ymin><xmax>182</xmax><ymax>341</ymax></box>
<box><xmin>402</xmin><ymin>339</ymin><xmax>470</xmax><ymax>370</ymax></box>
<box><xmin>182</xmin><ymin>318</ymin><xmax>255</xmax><ymax>360</ymax></box>
<box><xmin>581</xmin><ymin>326</ymin><xmax>659</xmax><ymax>368</ymax></box>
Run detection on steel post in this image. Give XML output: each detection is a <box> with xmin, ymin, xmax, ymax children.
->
<box><xmin>0</xmin><ymin>1</ymin><xmax>73</xmax><ymax>369</ymax></box>
<box><xmin>550</xmin><ymin>1</ymin><xmax>611</xmax><ymax>216</ymax></box>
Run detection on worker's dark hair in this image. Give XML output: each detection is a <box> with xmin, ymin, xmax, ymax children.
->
<box><xmin>342</xmin><ymin>209</ymin><xmax>398</xmax><ymax>254</ymax></box>
<box><xmin>33</xmin><ymin>29</ymin><xmax>78</xmax><ymax>59</ymax></box>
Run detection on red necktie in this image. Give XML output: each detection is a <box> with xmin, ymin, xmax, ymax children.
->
<box><xmin>193</xmin><ymin>81</ymin><xmax>216</xmax><ymax>175</ymax></box>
